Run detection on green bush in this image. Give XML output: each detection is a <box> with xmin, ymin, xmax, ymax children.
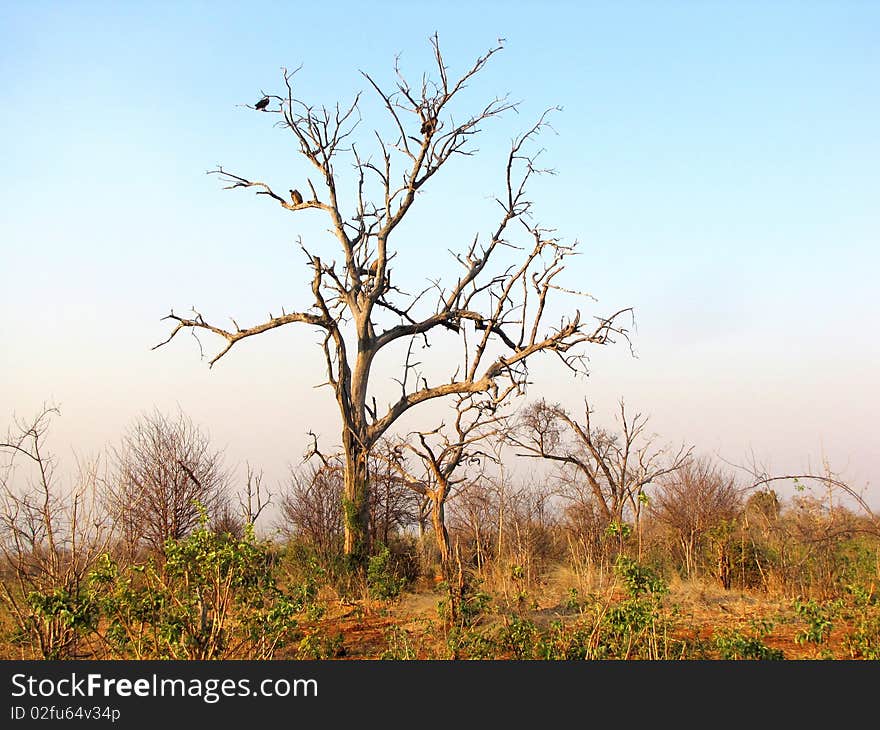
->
<box><xmin>22</xmin><ymin>587</ymin><xmax>99</xmax><ymax>659</ymax></box>
<box><xmin>497</xmin><ymin>616</ymin><xmax>540</xmax><ymax>659</ymax></box>
<box><xmin>381</xmin><ymin>625</ymin><xmax>419</xmax><ymax>660</ymax></box>
<box><xmin>367</xmin><ymin>545</ymin><xmax>408</xmax><ymax>600</ymax></box>
<box><xmin>614</xmin><ymin>555</ymin><xmax>668</xmax><ymax>598</ymax></box>
<box><xmin>296</xmin><ymin>629</ymin><xmax>346</xmax><ymax>659</ymax></box>
<box><xmin>446</xmin><ymin>626</ymin><xmax>499</xmax><ymax>660</ymax></box>
<box><xmin>793</xmin><ymin>597</ymin><xmax>838</xmax><ymax>649</ymax></box>
<box><xmin>536</xmin><ymin>619</ymin><xmax>594</xmax><ymax>660</ymax></box>
<box><xmin>89</xmin><ymin>522</ymin><xmax>305</xmax><ymax>659</ymax></box>
<box><xmin>714</xmin><ymin>620</ymin><xmax>784</xmax><ymax>660</ymax></box>
<box><xmin>437</xmin><ymin>575</ymin><xmax>492</xmax><ymax>628</ymax></box>
<box><xmin>841</xmin><ymin>584</ymin><xmax>880</xmax><ymax>660</ymax></box>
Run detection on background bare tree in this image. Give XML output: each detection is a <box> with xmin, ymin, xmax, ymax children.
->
<box><xmin>212</xmin><ymin>463</ymin><xmax>274</xmax><ymax>538</ymax></box>
<box><xmin>0</xmin><ymin>407</ymin><xmax>114</xmax><ymax>658</ymax></box>
<box><xmin>280</xmin><ymin>448</ymin><xmax>419</xmax><ymax>570</ymax></box>
<box><xmin>367</xmin><ymin>442</ymin><xmax>421</xmax><ymax>548</ymax></box>
<box><xmin>154</xmin><ymin>34</ymin><xmax>631</xmax><ymax>566</ymax></box>
<box><xmin>278</xmin><ymin>461</ymin><xmax>344</xmax><ymax>565</ymax></box>
<box><xmin>448</xmin><ymin>476</ymin><xmax>496</xmax><ymax>572</ymax></box>
<box><xmin>652</xmin><ymin>456</ymin><xmax>743</xmax><ymax>583</ymax></box>
<box><xmin>386</xmin><ymin>395</ymin><xmax>504</xmax><ymax>571</ymax></box>
<box><xmin>237</xmin><ymin>463</ymin><xmax>272</xmax><ymax>527</ymax></box>
<box><xmin>510</xmin><ymin>398</ymin><xmax>691</xmax><ymax>562</ymax></box>
<box><xmin>108</xmin><ymin>409</ymin><xmax>230</xmax><ymax>557</ymax></box>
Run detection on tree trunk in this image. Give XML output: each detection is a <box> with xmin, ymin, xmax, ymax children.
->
<box><xmin>431</xmin><ymin>493</ymin><xmax>451</xmax><ymax>572</ymax></box>
<box><xmin>342</xmin><ymin>439</ymin><xmax>371</xmax><ymax>567</ymax></box>
<box><xmin>681</xmin><ymin>534</ymin><xmax>694</xmax><ymax>579</ymax></box>
<box><xmin>717</xmin><ymin>543</ymin><xmax>731</xmax><ymax>590</ymax></box>
<box><xmin>417</xmin><ymin>497</ymin><xmax>430</xmax><ymax>540</ymax></box>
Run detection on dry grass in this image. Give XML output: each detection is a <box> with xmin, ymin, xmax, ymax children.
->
<box><xmin>296</xmin><ymin>567</ymin><xmax>872</xmax><ymax>660</ymax></box>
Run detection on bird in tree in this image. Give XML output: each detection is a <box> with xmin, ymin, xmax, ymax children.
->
<box><xmin>289</xmin><ymin>189</ymin><xmax>303</xmax><ymax>205</ymax></box>
<box><xmin>255</xmin><ymin>96</ymin><xmax>270</xmax><ymax>111</ymax></box>
<box><xmin>354</xmin><ymin>259</ymin><xmax>379</xmax><ymax>278</ymax></box>
<box><xmin>420</xmin><ymin>117</ymin><xmax>437</xmax><ymax>135</ymax></box>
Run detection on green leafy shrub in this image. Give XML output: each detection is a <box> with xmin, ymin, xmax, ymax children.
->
<box><xmin>841</xmin><ymin>584</ymin><xmax>880</xmax><ymax>660</ymax></box>
<box><xmin>89</xmin><ymin>522</ymin><xmax>305</xmax><ymax>659</ymax></box>
<box><xmin>22</xmin><ymin>587</ymin><xmax>99</xmax><ymax>659</ymax></box>
<box><xmin>714</xmin><ymin>620</ymin><xmax>784</xmax><ymax>660</ymax></box>
<box><xmin>535</xmin><ymin>619</ymin><xmax>594</xmax><ymax>660</ymax></box>
<box><xmin>381</xmin><ymin>625</ymin><xmax>418</xmax><ymax>660</ymax></box>
<box><xmin>793</xmin><ymin>597</ymin><xmax>838</xmax><ymax>650</ymax></box>
<box><xmin>497</xmin><ymin>616</ymin><xmax>540</xmax><ymax>659</ymax></box>
<box><xmin>367</xmin><ymin>545</ymin><xmax>408</xmax><ymax>600</ymax></box>
<box><xmin>296</xmin><ymin>629</ymin><xmax>346</xmax><ymax>659</ymax></box>
<box><xmin>615</xmin><ymin>555</ymin><xmax>668</xmax><ymax>598</ymax></box>
<box><xmin>446</xmin><ymin>626</ymin><xmax>499</xmax><ymax>660</ymax></box>
<box><xmin>563</xmin><ymin>587</ymin><xmax>581</xmax><ymax>613</ymax></box>
<box><xmin>580</xmin><ymin>558</ymin><xmax>678</xmax><ymax>659</ymax></box>
<box><xmin>437</xmin><ymin>576</ymin><xmax>492</xmax><ymax>627</ymax></box>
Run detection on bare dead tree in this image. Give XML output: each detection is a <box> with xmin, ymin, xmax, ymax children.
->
<box><xmin>510</xmin><ymin>398</ymin><xmax>691</xmax><ymax>559</ymax></box>
<box><xmin>384</xmin><ymin>395</ymin><xmax>505</xmax><ymax>571</ymax></box>
<box><xmin>237</xmin><ymin>462</ymin><xmax>272</xmax><ymax>527</ymax></box>
<box><xmin>367</xmin><ymin>442</ymin><xmax>421</xmax><ymax>547</ymax></box>
<box><xmin>448</xmin><ymin>476</ymin><xmax>496</xmax><ymax>571</ymax></box>
<box><xmin>0</xmin><ymin>406</ymin><xmax>114</xmax><ymax>658</ymax></box>
<box><xmin>277</xmin><ymin>461</ymin><xmax>344</xmax><ymax>564</ymax></box>
<box><xmin>208</xmin><ymin>465</ymin><xmax>270</xmax><ymax>539</ymax></box>
<box><xmin>108</xmin><ymin>409</ymin><xmax>230</xmax><ymax>556</ymax></box>
<box><xmin>154</xmin><ymin>35</ymin><xmax>631</xmax><ymax>566</ymax></box>
<box><xmin>651</xmin><ymin>456</ymin><xmax>743</xmax><ymax>581</ymax></box>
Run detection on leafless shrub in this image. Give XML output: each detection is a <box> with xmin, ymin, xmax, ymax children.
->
<box><xmin>448</xmin><ymin>476</ymin><xmax>497</xmax><ymax>572</ymax></box>
<box><xmin>445</xmin><ymin>466</ymin><xmax>563</xmax><ymax>602</ymax></box>
<box><xmin>0</xmin><ymin>406</ymin><xmax>114</xmax><ymax>658</ymax></box>
<box><xmin>368</xmin><ymin>443</ymin><xmax>421</xmax><ymax>547</ymax></box>
<box><xmin>510</xmin><ymin>398</ymin><xmax>691</xmax><ymax>565</ymax></box>
<box><xmin>107</xmin><ymin>408</ymin><xmax>230</xmax><ymax>557</ymax></box>
<box><xmin>278</xmin><ymin>461</ymin><xmax>344</xmax><ymax>565</ymax></box>
<box><xmin>651</xmin><ymin>456</ymin><xmax>743</xmax><ymax>583</ymax></box>
<box><xmin>211</xmin><ymin>464</ymin><xmax>274</xmax><ymax>539</ymax></box>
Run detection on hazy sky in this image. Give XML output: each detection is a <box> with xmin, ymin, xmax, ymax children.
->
<box><xmin>1</xmin><ymin>1</ymin><xmax>877</xmax><ymax>508</ymax></box>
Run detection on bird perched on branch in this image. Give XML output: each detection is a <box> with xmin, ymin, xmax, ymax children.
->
<box><xmin>289</xmin><ymin>189</ymin><xmax>303</xmax><ymax>205</ymax></box>
<box><xmin>420</xmin><ymin>117</ymin><xmax>437</xmax><ymax>135</ymax></box>
<box><xmin>355</xmin><ymin>259</ymin><xmax>380</xmax><ymax>279</ymax></box>
<box><xmin>255</xmin><ymin>96</ymin><xmax>270</xmax><ymax>111</ymax></box>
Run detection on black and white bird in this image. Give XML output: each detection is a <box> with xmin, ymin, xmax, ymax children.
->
<box><xmin>255</xmin><ymin>96</ymin><xmax>270</xmax><ymax>111</ymax></box>
<box><xmin>289</xmin><ymin>189</ymin><xmax>303</xmax><ymax>205</ymax></box>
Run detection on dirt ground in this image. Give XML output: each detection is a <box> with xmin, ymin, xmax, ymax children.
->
<box><xmin>284</xmin><ymin>576</ymin><xmax>865</xmax><ymax>660</ymax></box>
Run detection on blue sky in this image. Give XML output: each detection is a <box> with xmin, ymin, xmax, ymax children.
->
<box><xmin>1</xmin><ymin>1</ymin><xmax>877</xmax><ymax>506</ymax></box>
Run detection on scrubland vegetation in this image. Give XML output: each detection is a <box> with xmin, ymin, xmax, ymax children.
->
<box><xmin>2</xmin><ymin>405</ymin><xmax>877</xmax><ymax>661</ymax></box>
